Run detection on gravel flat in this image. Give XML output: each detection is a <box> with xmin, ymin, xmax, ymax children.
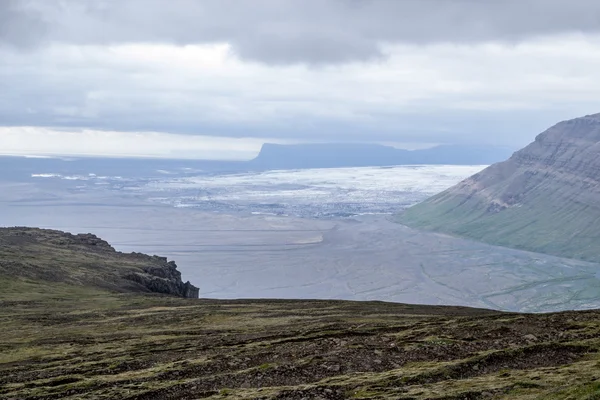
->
<box><xmin>3</xmin><ymin>181</ymin><xmax>599</xmax><ymax>313</ymax></box>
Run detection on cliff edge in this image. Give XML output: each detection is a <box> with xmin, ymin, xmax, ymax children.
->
<box><xmin>0</xmin><ymin>227</ymin><xmax>199</xmax><ymax>298</ymax></box>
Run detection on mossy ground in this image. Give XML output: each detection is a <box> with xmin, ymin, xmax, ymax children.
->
<box><xmin>1</xmin><ymin>228</ymin><xmax>600</xmax><ymax>399</ymax></box>
<box><xmin>2</xmin><ymin>276</ymin><xmax>600</xmax><ymax>400</ymax></box>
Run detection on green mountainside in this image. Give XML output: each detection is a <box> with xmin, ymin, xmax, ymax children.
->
<box><xmin>398</xmin><ymin>113</ymin><xmax>600</xmax><ymax>262</ymax></box>
<box><xmin>1</xmin><ymin>227</ymin><xmax>600</xmax><ymax>399</ymax></box>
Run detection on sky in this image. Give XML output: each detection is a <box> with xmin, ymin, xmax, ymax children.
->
<box><xmin>2</xmin><ymin>0</ymin><xmax>600</xmax><ymax>159</ymax></box>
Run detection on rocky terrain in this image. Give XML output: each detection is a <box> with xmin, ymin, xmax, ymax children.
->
<box><xmin>1</xmin><ymin>228</ymin><xmax>600</xmax><ymax>399</ymax></box>
<box><xmin>0</xmin><ymin>227</ymin><xmax>198</xmax><ymax>298</ymax></box>
<box><xmin>399</xmin><ymin>113</ymin><xmax>600</xmax><ymax>262</ymax></box>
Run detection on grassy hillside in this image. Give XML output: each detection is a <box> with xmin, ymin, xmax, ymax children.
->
<box><xmin>1</xmin><ymin>228</ymin><xmax>600</xmax><ymax>399</ymax></box>
<box><xmin>399</xmin><ymin>114</ymin><xmax>600</xmax><ymax>262</ymax></box>
<box><xmin>398</xmin><ymin>186</ymin><xmax>600</xmax><ymax>262</ymax></box>
<box><xmin>0</xmin><ymin>227</ymin><xmax>198</xmax><ymax>297</ymax></box>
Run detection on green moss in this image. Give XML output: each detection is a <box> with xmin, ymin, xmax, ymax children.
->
<box><xmin>543</xmin><ymin>382</ymin><xmax>600</xmax><ymax>400</ymax></box>
<box><xmin>2</xmin><ymin>228</ymin><xmax>600</xmax><ymax>400</ymax></box>
<box><xmin>349</xmin><ymin>388</ymin><xmax>384</xmax><ymax>398</ymax></box>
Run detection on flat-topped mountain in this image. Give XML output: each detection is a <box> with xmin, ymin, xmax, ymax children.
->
<box><xmin>399</xmin><ymin>113</ymin><xmax>600</xmax><ymax>262</ymax></box>
<box><xmin>249</xmin><ymin>142</ymin><xmax>514</xmax><ymax>170</ymax></box>
<box><xmin>0</xmin><ymin>227</ymin><xmax>199</xmax><ymax>298</ymax></box>
<box><xmin>0</xmin><ymin>142</ymin><xmax>513</xmax><ymax>179</ymax></box>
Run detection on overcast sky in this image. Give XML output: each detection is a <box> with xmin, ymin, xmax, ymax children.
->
<box><xmin>2</xmin><ymin>0</ymin><xmax>600</xmax><ymax>159</ymax></box>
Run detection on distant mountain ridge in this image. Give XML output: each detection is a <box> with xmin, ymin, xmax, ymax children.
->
<box><xmin>0</xmin><ymin>142</ymin><xmax>512</xmax><ymax>181</ymax></box>
<box><xmin>398</xmin><ymin>113</ymin><xmax>600</xmax><ymax>262</ymax></box>
<box><xmin>249</xmin><ymin>143</ymin><xmax>515</xmax><ymax>169</ymax></box>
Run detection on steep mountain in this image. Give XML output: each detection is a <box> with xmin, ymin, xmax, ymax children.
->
<box><xmin>0</xmin><ymin>227</ymin><xmax>199</xmax><ymax>298</ymax></box>
<box><xmin>249</xmin><ymin>143</ymin><xmax>514</xmax><ymax>170</ymax></box>
<box><xmin>398</xmin><ymin>113</ymin><xmax>600</xmax><ymax>262</ymax></box>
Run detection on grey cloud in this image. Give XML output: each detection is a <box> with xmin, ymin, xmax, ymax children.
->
<box><xmin>233</xmin><ymin>33</ymin><xmax>383</xmax><ymax>65</ymax></box>
<box><xmin>0</xmin><ymin>86</ymin><xmax>561</xmax><ymax>149</ymax></box>
<box><xmin>0</xmin><ymin>0</ymin><xmax>46</xmax><ymax>48</ymax></box>
<box><xmin>4</xmin><ymin>0</ymin><xmax>600</xmax><ymax>64</ymax></box>
<box><xmin>2</xmin><ymin>0</ymin><xmax>600</xmax><ymax>150</ymax></box>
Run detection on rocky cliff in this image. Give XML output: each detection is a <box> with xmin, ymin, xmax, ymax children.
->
<box><xmin>125</xmin><ymin>258</ymin><xmax>199</xmax><ymax>298</ymax></box>
<box><xmin>0</xmin><ymin>227</ymin><xmax>199</xmax><ymax>298</ymax></box>
<box><xmin>398</xmin><ymin>113</ymin><xmax>600</xmax><ymax>262</ymax></box>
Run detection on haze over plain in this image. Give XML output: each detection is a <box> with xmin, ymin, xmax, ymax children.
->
<box><xmin>2</xmin><ymin>1</ymin><xmax>600</xmax><ymax>313</ymax></box>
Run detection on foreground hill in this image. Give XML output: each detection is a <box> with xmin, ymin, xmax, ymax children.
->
<box><xmin>0</xmin><ymin>227</ymin><xmax>199</xmax><ymax>298</ymax></box>
<box><xmin>1</xmin><ymin>228</ymin><xmax>600</xmax><ymax>399</ymax></box>
<box><xmin>399</xmin><ymin>113</ymin><xmax>600</xmax><ymax>262</ymax></box>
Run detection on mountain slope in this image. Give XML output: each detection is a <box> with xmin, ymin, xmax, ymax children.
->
<box><xmin>398</xmin><ymin>113</ymin><xmax>600</xmax><ymax>262</ymax></box>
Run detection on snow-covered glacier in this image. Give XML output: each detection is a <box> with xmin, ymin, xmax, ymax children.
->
<box><xmin>40</xmin><ymin>164</ymin><xmax>484</xmax><ymax>218</ymax></box>
<box><xmin>13</xmin><ymin>162</ymin><xmax>600</xmax><ymax>313</ymax></box>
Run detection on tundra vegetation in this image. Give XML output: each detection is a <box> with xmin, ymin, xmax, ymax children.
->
<box><xmin>1</xmin><ymin>228</ymin><xmax>600</xmax><ymax>399</ymax></box>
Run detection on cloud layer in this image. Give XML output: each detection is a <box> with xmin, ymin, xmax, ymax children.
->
<box><xmin>0</xmin><ymin>127</ymin><xmax>268</xmax><ymax>159</ymax></box>
<box><xmin>2</xmin><ymin>1</ymin><xmax>600</xmax><ymax>157</ymax></box>
<box><xmin>5</xmin><ymin>0</ymin><xmax>600</xmax><ymax>64</ymax></box>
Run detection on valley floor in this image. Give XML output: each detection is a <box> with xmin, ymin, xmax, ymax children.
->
<box><xmin>2</xmin><ymin>175</ymin><xmax>600</xmax><ymax>399</ymax></box>
<box><xmin>3</xmin><ymin>163</ymin><xmax>600</xmax><ymax>312</ymax></box>
<box><xmin>3</xmin><ymin>197</ymin><xmax>600</xmax><ymax>312</ymax></box>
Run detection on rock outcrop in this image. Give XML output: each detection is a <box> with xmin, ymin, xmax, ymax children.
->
<box><xmin>0</xmin><ymin>227</ymin><xmax>199</xmax><ymax>298</ymax></box>
<box><xmin>124</xmin><ymin>258</ymin><xmax>200</xmax><ymax>299</ymax></box>
<box><xmin>398</xmin><ymin>113</ymin><xmax>600</xmax><ymax>262</ymax></box>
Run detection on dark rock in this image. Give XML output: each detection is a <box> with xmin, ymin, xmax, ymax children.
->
<box><xmin>125</xmin><ymin>260</ymin><xmax>199</xmax><ymax>298</ymax></box>
<box><xmin>0</xmin><ymin>227</ymin><xmax>199</xmax><ymax>298</ymax></box>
